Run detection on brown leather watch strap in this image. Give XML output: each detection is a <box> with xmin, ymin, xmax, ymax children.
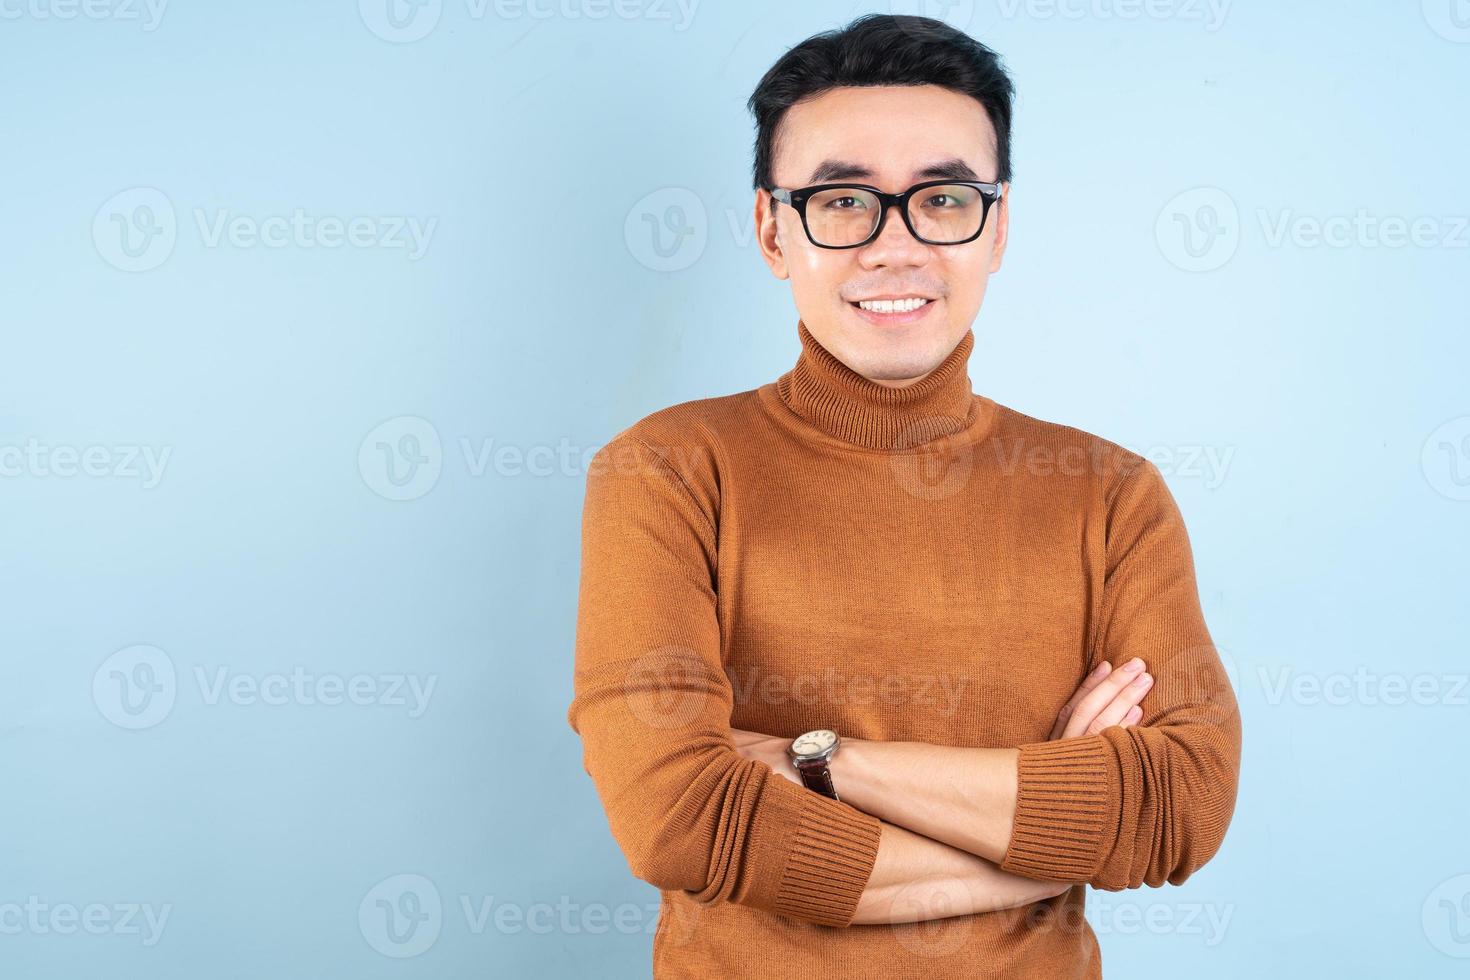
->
<box><xmin>795</xmin><ymin>759</ymin><xmax>839</xmax><ymax>801</ymax></box>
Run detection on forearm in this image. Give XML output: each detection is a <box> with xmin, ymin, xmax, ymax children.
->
<box><xmin>851</xmin><ymin>818</ymin><xmax>1066</xmax><ymax>925</ymax></box>
<box><xmin>834</xmin><ymin>739</ymin><xmax>1022</xmax><ymax>867</ymax></box>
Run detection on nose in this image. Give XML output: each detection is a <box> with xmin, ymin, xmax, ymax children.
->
<box><xmin>859</xmin><ymin>200</ymin><xmax>930</xmax><ymax>268</ymax></box>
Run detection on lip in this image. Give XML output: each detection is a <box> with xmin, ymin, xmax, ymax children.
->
<box><xmin>848</xmin><ymin>296</ymin><xmax>937</xmax><ymax>326</ymax></box>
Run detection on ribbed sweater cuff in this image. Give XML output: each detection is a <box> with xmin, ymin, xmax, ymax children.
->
<box><xmin>1000</xmin><ymin>737</ymin><xmax>1114</xmax><ymax>881</ymax></box>
<box><xmin>753</xmin><ymin>775</ymin><xmax>882</xmax><ymax>927</ymax></box>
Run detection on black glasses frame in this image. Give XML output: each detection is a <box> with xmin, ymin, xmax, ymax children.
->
<box><xmin>769</xmin><ymin>178</ymin><xmax>1005</xmax><ymax>249</ymax></box>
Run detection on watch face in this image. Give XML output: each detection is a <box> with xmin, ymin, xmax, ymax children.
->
<box><xmin>791</xmin><ymin>729</ymin><xmax>837</xmax><ymax>758</ymax></box>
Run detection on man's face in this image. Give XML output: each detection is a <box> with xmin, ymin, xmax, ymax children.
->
<box><xmin>757</xmin><ymin>84</ymin><xmax>1009</xmax><ymax>386</ymax></box>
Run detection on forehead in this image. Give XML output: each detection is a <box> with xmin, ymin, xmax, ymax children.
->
<box><xmin>772</xmin><ymin>84</ymin><xmax>998</xmax><ymax>188</ymax></box>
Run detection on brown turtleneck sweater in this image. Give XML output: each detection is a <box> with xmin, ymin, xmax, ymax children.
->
<box><xmin>567</xmin><ymin>319</ymin><xmax>1241</xmax><ymax>979</ymax></box>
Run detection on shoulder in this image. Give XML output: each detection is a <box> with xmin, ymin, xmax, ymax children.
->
<box><xmin>608</xmin><ymin>389</ymin><xmax>757</xmax><ymax>451</ymax></box>
<box><xmin>586</xmin><ymin>388</ymin><xmax>763</xmax><ymax>514</ymax></box>
<box><xmin>982</xmin><ymin>397</ymin><xmax>1158</xmax><ymax>502</ymax></box>
<box><xmin>596</xmin><ymin>388</ymin><xmax>759</xmax><ymax>467</ymax></box>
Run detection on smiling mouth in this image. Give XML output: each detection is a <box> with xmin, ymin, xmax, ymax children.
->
<box><xmin>849</xmin><ymin>297</ymin><xmax>934</xmax><ymax>314</ymax></box>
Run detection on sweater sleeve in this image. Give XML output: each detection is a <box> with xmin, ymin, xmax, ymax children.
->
<box><xmin>999</xmin><ymin>457</ymin><xmax>1242</xmax><ymax>890</ymax></box>
<box><xmin>566</xmin><ymin>433</ymin><xmax>883</xmax><ymax>926</ymax></box>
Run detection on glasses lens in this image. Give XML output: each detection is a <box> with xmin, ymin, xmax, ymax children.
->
<box><xmin>804</xmin><ymin>186</ymin><xmax>882</xmax><ymax>247</ymax></box>
<box><xmin>907</xmin><ymin>184</ymin><xmax>987</xmax><ymax>244</ymax></box>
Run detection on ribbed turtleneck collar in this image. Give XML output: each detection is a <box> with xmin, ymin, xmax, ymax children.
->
<box><xmin>774</xmin><ymin>319</ymin><xmax>978</xmax><ymax>451</ymax></box>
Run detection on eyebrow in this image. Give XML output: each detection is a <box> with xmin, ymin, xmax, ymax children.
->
<box><xmin>806</xmin><ymin>157</ymin><xmax>982</xmax><ymax>184</ymax></box>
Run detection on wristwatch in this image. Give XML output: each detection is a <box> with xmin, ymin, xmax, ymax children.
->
<box><xmin>787</xmin><ymin>728</ymin><xmax>842</xmax><ymax>801</ymax></box>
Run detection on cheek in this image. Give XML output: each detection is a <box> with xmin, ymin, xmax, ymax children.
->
<box><xmin>788</xmin><ymin>252</ymin><xmax>850</xmax><ymax>300</ymax></box>
<box><xmin>939</xmin><ymin>249</ymin><xmax>992</xmax><ymax>307</ymax></box>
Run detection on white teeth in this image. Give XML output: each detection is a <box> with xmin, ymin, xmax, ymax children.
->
<box><xmin>857</xmin><ymin>297</ymin><xmax>929</xmax><ymax>313</ymax></box>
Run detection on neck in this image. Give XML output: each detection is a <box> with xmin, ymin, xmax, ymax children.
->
<box><xmin>775</xmin><ymin>319</ymin><xmax>977</xmax><ymax>451</ymax></box>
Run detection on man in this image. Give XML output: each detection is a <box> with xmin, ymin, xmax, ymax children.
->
<box><xmin>567</xmin><ymin>13</ymin><xmax>1240</xmax><ymax>978</ymax></box>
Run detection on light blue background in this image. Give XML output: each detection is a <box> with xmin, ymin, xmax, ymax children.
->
<box><xmin>2</xmin><ymin>1</ymin><xmax>1467</xmax><ymax>977</ymax></box>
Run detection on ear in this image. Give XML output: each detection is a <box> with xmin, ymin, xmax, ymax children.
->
<box><xmin>756</xmin><ymin>188</ymin><xmax>790</xmax><ymax>280</ymax></box>
<box><xmin>989</xmin><ymin>182</ymin><xmax>1010</xmax><ymax>274</ymax></box>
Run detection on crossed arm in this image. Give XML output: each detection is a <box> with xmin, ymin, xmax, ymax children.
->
<box><xmin>568</xmin><ymin>434</ymin><xmax>1242</xmax><ymax>930</ymax></box>
<box><xmin>732</xmin><ymin>659</ymin><xmax>1160</xmax><ymax>924</ymax></box>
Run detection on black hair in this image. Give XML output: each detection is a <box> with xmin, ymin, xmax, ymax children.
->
<box><xmin>745</xmin><ymin>13</ymin><xmax>1016</xmax><ymax>191</ymax></box>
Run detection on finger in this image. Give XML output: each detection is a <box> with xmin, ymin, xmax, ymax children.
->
<box><xmin>1051</xmin><ymin>661</ymin><xmax>1112</xmax><ymax>739</ymax></box>
<box><xmin>1081</xmin><ymin>672</ymin><xmax>1153</xmax><ymax>736</ymax></box>
<box><xmin>1118</xmin><ymin>705</ymin><xmax>1143</xmax><ymax>729</ymax></box>
<box><xmin>1067</xmin><ymin>660</ymin><xmax>1112</xmax><ymax>708</ymax></box>
<box><xmin>1061</xmin><ymin>658</ymin><xmax>1148</xmax><ymax>739</ymax></box>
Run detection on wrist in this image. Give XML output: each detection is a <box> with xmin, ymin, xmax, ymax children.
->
<box><xmin>827</xmin><ymin>735</ymin><xmax>867</xmax><ymax>805</ymax></box>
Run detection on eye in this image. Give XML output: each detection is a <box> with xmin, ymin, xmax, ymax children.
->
<box><xmin>924</xmin><ymin>193</ymin><xmax>958</xmax><ymax>208</ymax></box>
<box><xmin>824</xmin><ymin>196</ymin><xmax>866</xmax><ymax>211</ymax></box>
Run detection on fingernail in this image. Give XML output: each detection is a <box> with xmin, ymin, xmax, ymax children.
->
<box><xmin>1122</xmin><ymin>658</ymin><xmax>1144</xmax><ymax>673</ymax></box>
<box><xmin>1132</xmin><ymin>672</ymin><xmax>1153</xmax><ymax>688</ymax></box>
<box><xmin>1092</xmin><ymin>662</ymin><xmax>1111</xmax><ymax>677</ymax></box>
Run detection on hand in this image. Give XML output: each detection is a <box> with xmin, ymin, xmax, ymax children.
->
<box><xmin>1049</xmin><ymin>657</ymin><xmax>1153</xmax><ymax>740</ymax></box>
<box><xmin>729</xmin><ymin>728</ymin><xmax>803</xmax><ymax>786</ymax></box>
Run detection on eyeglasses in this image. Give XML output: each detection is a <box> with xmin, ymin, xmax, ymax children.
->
<box><xmin>769</xmin><ymin>178</ymin><xmax>1004</xmax><ymax>249</ymax></box>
